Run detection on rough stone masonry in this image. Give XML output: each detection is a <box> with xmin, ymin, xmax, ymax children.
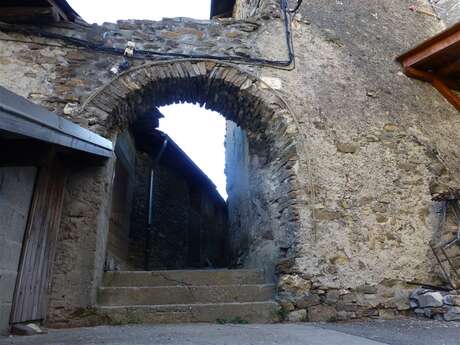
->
<box><xmin>1</xmin><ymin>0</ymin><xmax>460</xmax><ymax>326</ymax></box>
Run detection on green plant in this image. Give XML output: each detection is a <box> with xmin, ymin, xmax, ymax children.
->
<box><xmin>276</xmin><ymin>307</ymin><xmax>289</xmax><ymax>322</ymax></box>
<box><xmin>216</xmin><ymin>317</ymin><xmax>249</xmax><ymax>324</ymax></box>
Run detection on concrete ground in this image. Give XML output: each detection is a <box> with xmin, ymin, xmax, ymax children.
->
<box><xmin>1</xmin><ymin>319</ymin><xmax>460</xmax><ymax>345</ymax></box>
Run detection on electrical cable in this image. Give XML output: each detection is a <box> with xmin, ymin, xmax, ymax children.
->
<box><xmin>0</xmin><ymin>0</ymin><xmax>303</xmax><ymax>70</ymax></box>
<box><xmin>288</xmin><ymin>0</ymin><xmax>303</xmax><ymax>13</ymax></box>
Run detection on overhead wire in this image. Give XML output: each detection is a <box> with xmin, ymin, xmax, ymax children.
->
<box><xmin>0</xmin><ymin>0</ymin><xmax>303</xmax><ymax>70</ymax></box>
<box><xmin>287</xmin><ymin>0</ymin><xmax>303</xmax><ymax>13</ymax></box>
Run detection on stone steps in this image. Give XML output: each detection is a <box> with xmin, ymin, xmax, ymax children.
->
<box><xmin>99</xmin><ymin>284</ymin><xmax>275</xmax><ymax>306</ymax></box>
<box><xmin>97</xmin><ymin>269</ymin><xmax>280</xmax><ymax>324</ymax></box>
<box><xmin>103</xmin><ymin>269</ymin><xmax>265</xmax><ymax>287</ymax></box>
<box><xmin>98</xmin><ymin>301</ymin><xmax>280</xmax><ymax>324</ymax></box>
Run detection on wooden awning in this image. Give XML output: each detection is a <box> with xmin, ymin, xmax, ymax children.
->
<box><xmin>0</xmin><ymin>86</ymin><xmax>113</xmax><ymax>158</ymax></box>
<box><xmin>397</xmin><ymin>23</ymin><xmax>460</xmax><ymax>111</ymax></box>
<box><xmin>0</xmin><ymin>0</ymin><xmax>82</xmax><ymax>24</ymax></box>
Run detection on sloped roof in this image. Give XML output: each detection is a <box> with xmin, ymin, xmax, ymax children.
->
<box><xmin>0</xmin><ymin>86</ymin><xmax>112</xmax><ymax>157</ymax></box>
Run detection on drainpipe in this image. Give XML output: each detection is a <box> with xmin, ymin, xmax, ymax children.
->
<box><xmin>145</xmin><ymin>138</ymin><xmax>168</xmax><ymax>270</ymax></box>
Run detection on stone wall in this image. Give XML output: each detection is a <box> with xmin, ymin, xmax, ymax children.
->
<box><xmin>254</xmin><ymin>0</ymin><xmax>460</xmax><ymax>321</ymax></box>
<box><xmin>226</xmin><ymin>122</ymin><xmax>251</xmax><ymax>264</ymax></box>
<box><xmin>147</xmin><ymin>162</ymin><xmax>192</xmax><ymax>269</ymax></box>
<box><xmin>430</xmin><ymin>0</ymin><xmax>460</xmax><ymax>26</ymax></box>
<box><xmin>0</xmin><ymin>0</ymin><xmax>459</xmax><ymax>325</ymax></box>
<box><xmin>145</xmin><ymin>157</ymin><xmax>228</xmax><ymax>269</ymax></box>
<box><xmin>128</xmin><ymin>145</ymin><xmax>229</xmax><ymax>270</ymax></box>
<box><xmin>0</xmin><ymin>167</ymin><xmax>36</xmax><ymax>334</ymax></box>
<box><xmin>128</xmin><ymin>151</ymin><xmax>152</xmax><ymax>269</ymax></box>
<box><xmin>225</xmin><ymin>121</ymin><xmax>283</xmax><ymax>278</ymax></box>
<box><xmin>106</xmin><ymin>131</ymin><xmax>137</xmax><ymax>270</ymax></box>
<box><xmin>234</xmin><ymin>0</ymin><xmax>280</xmax><ymax>19</ymax></box>
<box><xmin>47</xmin><ymin>159</ymin><xmax>115</xmax><ymax>328</ymax></box>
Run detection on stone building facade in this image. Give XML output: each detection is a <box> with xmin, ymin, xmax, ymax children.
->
<box><xmin>1</xmin><ymin>0</ymin><xmax>460</xmax><ymax>329</ymax></box>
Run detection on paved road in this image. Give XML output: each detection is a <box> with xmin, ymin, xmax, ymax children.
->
<box><xmin>1</xmin><ymin>319</ymin><xmax>459</xmax><ymax>345</ymax></box>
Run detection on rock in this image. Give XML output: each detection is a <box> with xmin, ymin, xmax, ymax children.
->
<box><xmin>276</xmin><ymin>258</ymin><xmax>296</xmax><ymax>274</ymax></box>
<box><xmin>337</xmin><ymin>310</ymin><xmax>356</xmax><ymax>320</ymax></box>
<box><xmin>444</xmin><ymin>306</ymin><xmax>460</xmax><ymax>321</ymax></box>
<box><xmin>11</xmin><ymin>323</ymin><xmax>46</xmax><ymax>336</ymax></box>
<box><xmin>394</xmin><ymin>298</ymin><xmax>411</xmax><ymax>311</ymax></box>
<box><xmin>444</xmin><ymin>295</ymin><xmax>460</xmax><ymax>306</ymax></box>
<box><xmin>294</xmin><ymin>293</ymin><xmax>321</xmax><ymax>308</ymax></box>
<box><xmin>378</xmin><ymin>309</ymin><xmax>396</xmax><ymax>319</ymax></box>
<box><xmin>423</xmin><ymin>309</ymin><xmax>432</xmax><ymax>318</ymax></box>
<box><xmin>356</xmin><ymin>284</ymin><xmax>378</xmax><ymax>294</ymax></box>
<box><xmin>325</xmin><ymin>290</ymin><xmax>340</xmax><ymax>304</ymax></box>
<box><xmin>414</xmin><ymin>308</ymin><xmax>425</xmax><ymax>315</ymax></box>
<box><xmin>431</xmin><ymin>307</ymin><xmax>447</xmax><ymax>315</ymax></box>
<box><xmin>288</xmin><ymin>310</ymin><xmax>307</xmax><ymax>322</ymax></box>
<box><xmin>337</xmin><ymin>302</ymin><xmax>358</xmax><ymax>312</ymax></box>
<box><xmin>278</xmin><ymin>275</ymin><xmax>312</xmax><ymax>294</ymax></box>
<box><xmin>416</xmin><ymin>292</ymin><xmax>444</xmax><ymax>308</ymax></box>
<box><xmin>336</xmin><ymin>143</ymin><xmax>358</xmax><ymax>154</ymax></box>
<box><xmin>260</xmin><ymin>77</ymin><xmax>282</xmax><ymax>90</ymax></box>
<box><xmin>279</xmin><ymin>301</ymin><xmax>295</xmax><ymax>312</ymax></box>
<box><xmin>410</xmin><ymin>287</ymin><xmax>431</xmax><ymax>300</ymax></box>
<box><xmin>63</xmin><ymin>102</ymin><xmax>79</xmax><ymax>115</ymax></box>
<box><xmin>410</xmin><ymin>300</ymin><xmax>418</xmax><ymax>308</ymax></box>
<box><xmin>308</xmin><ymin>305</ymin><xmax>337</xmax><ymax>322</ymax></box>
<box><xmin>315</xmin><ymin>209</ymin><xmax>342</xmax><ymax>221</ymax></box>
<box><xmin>383</xmin><ymin>123</ymin><xmax>399</xmax><ymax>132</ymax></box>
<box><xmin>434</xmin><ymin>314</ymin><xmax>444</xmax><ymax>321</ymax></box>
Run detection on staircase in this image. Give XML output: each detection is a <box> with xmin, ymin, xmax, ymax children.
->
<box><xmin>97</xmin><ymin>269</ymin><xmax>280</xmax><ymax>324</ymax></box>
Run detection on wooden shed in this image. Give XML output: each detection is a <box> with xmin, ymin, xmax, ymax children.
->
<box><xmin>0</xmin><ymin>86</ymin><xmax>112</xmax><ymax>333</ymax></box>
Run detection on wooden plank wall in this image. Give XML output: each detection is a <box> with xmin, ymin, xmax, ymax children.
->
<box><xmin>0</xmin><ymin>167</ymin><xmax>37</xmax><ymax>334</ymax></box>
<box><xmin>11</xmin><ymin>157</ymin><xmax>67</xmax><ymax>324</ymax></box>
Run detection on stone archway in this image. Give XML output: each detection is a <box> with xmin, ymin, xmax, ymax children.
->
<box><xmin>86</xmin><ymin>59</ymin><xmax>304</xmax><ymax>270</ymax></box>
<box><xmin>48</xmin><ymin>60</ymin><xmax>307</xmax><ymax>326</ymax></box>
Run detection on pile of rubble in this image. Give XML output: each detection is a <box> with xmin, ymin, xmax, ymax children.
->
<box><xmin>410</xmin><ymin>288</ymin><xmax>460</xmax><ymax>321</ymax></box>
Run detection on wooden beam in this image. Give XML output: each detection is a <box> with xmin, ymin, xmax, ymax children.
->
<box><xmin>47</xmin><ymin>0</ymin><xmax>69</xmax><ymax>21</ymax></box>
<box><xmin>432</xmin><ymin>77</ymin><xmax>460</xmax><ymax>111</ymax></box>
<box><xmin>436</xmin><ymin>58</ymin><xmax>460</xmax><ymax>78</ymax></box>
<box><xmin>404</xmin><ymin>67</ymin><xmax>460</xmax><ymax>111</ymax></box>
<box><xmin>398</xmin><ymin>23</ymin><xmax>460</xmax><ymax>67</ymax></box>
<box><xmin>401</xmin><ymin>30</ymin><xmax>460</xmax><ymax>68</ymax></box>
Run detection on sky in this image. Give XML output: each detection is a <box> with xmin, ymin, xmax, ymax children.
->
<box><xmin>66</xmin><ymin>0</ymin><xmax>211</xmax><ymax>24</ymax></box>
<box><xmin>158</xmin><ymin>104</ymin><xmax>227</xmax><ymax>199</ymax></box>
<box><xmin>67</xmin><ymin>1</ymin><xmax>228</xmax><ymax>198</ymax></box>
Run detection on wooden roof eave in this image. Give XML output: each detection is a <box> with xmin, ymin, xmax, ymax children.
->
<box><xmin>397</xmin><ymin>23</ymin><xmax>460</xmax><ymax>112</ymax></box>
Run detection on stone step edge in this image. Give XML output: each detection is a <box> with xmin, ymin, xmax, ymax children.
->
<box><xmin>97</xmin><ymin>301</ymin><xmax>280</xmax><ymax>309</ymax></box>
<box><xmin>99</xmin><ymin>284</ymin><xmax>275</xmax><ymax>290</ymax></box>
<box><xmin>103</xmin><ymin>269</ymin><xmax>265</xmax><ymax>275</ymax></box>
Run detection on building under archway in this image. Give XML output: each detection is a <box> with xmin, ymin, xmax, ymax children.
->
<box><xmin>106</xmin><ymin>106</ymin><xmax>229</xmax><ymax>271</ymax></box>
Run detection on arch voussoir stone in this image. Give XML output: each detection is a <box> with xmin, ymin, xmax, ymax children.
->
<box><xmin>81</xmin><ymin>59</ymin><xmax>305</xmax><ymax>281</ymax></box>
